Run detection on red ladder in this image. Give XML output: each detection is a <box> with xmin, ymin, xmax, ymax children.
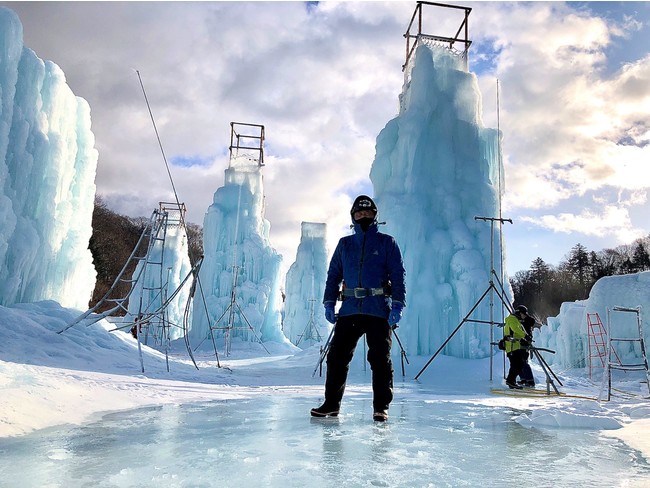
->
<box><xmin>587</xmin><ymin>312</ymin><xmax>622</xmax><ymax>378</ymax></box>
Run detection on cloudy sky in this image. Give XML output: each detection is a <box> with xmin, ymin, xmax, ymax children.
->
<box><xmin>3</xmin><ymin>1</ymin><xmax>650</xmax><ymax>277</ymax></box>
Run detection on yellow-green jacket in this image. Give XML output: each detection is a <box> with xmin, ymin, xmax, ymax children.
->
<box><xmin>504</xmin><ymin>313</ymin><xmax>527</xmax><ymax>353</ymax></box>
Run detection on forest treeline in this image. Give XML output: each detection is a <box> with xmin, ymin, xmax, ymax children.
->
<box><xmin>89</xmin><ymin>198</ymin><xmax>649</xmax><ymax>322</ymax></box>
<box><xmin>510</xmin><ymin>237</ymin><xmax>650</xmax><ymax>322</ymax></box>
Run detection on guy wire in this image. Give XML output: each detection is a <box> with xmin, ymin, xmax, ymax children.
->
<box><xmin>136</xmin><ymin>70</ymin><xmax>183</xmax><ymax>221</ymax></box>
<box><xmin>136</xmin><ymin>70</ymin><xmax>220</xmax><ymax>367</ymax></box>
<box><xmin>496</xmin><ymin>79</ymin><xmax>505</xmax><ymax>287</ymax></box>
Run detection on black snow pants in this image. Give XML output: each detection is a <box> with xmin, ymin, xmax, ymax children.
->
<box><xmin>506</xmin><ymin>349</ymin><xmax>528</xmax><ymax>385</ymax></box>
<box><xmin>323</xmin><ymin>314</ymin><xmax>393</xmax><ymax>411</ymax></box>
<box><xmin>518</xmin><ymin>350</ymin><xmax>535</xmax><ymax>384</ymax></box>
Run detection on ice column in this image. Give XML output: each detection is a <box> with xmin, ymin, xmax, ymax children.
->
<box><xmin>127</xmin><ymin>211</ymin><xmax>193</xmax><ymax>343</ymax></box>
<box><xmin>370</xmin><ymin>45</ymin><xmax>505</xmax><ymax>358</ymax></box>
<box><xmin>0</xmin><ymin>8</ymin><xmax>98</xmax><ymax>310</ymax></box>
<box><xmin>190</xmin><ymin>156</ymin><xmax>285</xmax><ymax>347</ymax></box>
<box><xmin>283</xmin><ymin>222</ymin><xmax>329</xmax><ymax>347</ymax></box>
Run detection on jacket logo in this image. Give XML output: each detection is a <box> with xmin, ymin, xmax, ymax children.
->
<box><xmin>373</xmin><ymin>250</ymin><xmax>379</xmax><ymax>255</ymax></box>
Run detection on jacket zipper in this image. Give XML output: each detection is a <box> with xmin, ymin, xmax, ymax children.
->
<box><xmin>357</xmin><ymin>232</ymin><xmax>367</xmax><ymax>313</ymax></box>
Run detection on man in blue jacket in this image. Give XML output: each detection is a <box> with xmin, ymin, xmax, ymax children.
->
<box><xmin>311</xmin><ymin>195</ymin><xmax>406</xmax><ymax>422</ymax></box>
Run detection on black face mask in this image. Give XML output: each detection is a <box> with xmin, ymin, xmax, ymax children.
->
<box><xmin>356</xmin><ymin>217</ymin><xmax>374</xmax><ymax>231</ymax></box>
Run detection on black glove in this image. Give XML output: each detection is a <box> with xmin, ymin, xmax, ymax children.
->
<box><xmin>520</xmin><ymin>338</ymin><xmax>530</xmax><ymax>348</ymax></box>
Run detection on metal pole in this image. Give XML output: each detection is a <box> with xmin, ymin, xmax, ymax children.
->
<box><xmin>312</xmin><ymin>321</ymin><xmax>337</xmax><ymax>377</ymax></box>
<box><xmin>607</xmin><ymin>307</ymin><xmax>612</xmax><ymax>401</ymax></box>
<box><xmin>475</xmin><ymin>216</ymin><xmax>512</xmax><ymax>381</ymax></box>
<box><xmin>393</xmin><ymin>328</ymin><xmax>410</xmax><ymax>377</ymax></box>
<box><xmin>489</xmin><ymin>218</ymin><xmax>495</xmax><ymax>381</ymax></box>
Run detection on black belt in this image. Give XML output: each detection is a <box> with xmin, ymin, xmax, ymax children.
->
<box><xmin>341</xmin><ymin>287</ymin><xmax>387</xmax><ymax>299</ymax></box>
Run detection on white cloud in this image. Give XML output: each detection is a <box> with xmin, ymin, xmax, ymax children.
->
<box><xmin>471</xmin><ymin>2</ymin><xmax>650</xmax><ymax>216</ymax></box>
<box><xmin>3</xmin><ymin>1</ymin><xmax>650</xmax><ymax>275</ymax></box>
<box><xmin>520</xmin><ymin>204</ymin><xmax>645</xmax><ymax>244</ymax></box>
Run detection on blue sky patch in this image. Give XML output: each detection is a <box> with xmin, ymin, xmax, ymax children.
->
<box><xmin>171</xmin><ymin>155</ymin><xmax>213</xmax><ymax>168</ymax></box>
<box><xmin>305</xmin><ymin>1</ymin><xmax>319</xmax><ymax>14</ymax></box>
<box><xmin>470</xmin><ymin>39</ymin><xmax>503</xmax><ymax>76</ymax></box>
<box><xmin>571</xmin><ymin>1</ymin><xmax>650</xmax><ymax>76</ymax></box>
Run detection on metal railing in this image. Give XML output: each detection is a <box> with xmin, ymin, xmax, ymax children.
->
<box><xmin>403</xmin><ymin>2</ymin><xmax>472</xmax><ymax>73</ymax></box>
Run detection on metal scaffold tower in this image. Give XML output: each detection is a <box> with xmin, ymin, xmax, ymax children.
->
<box><xmin>229</xmin><ymin>121</ymin><xmax>265</xmax><ymax>166</ymax></box>
<box><xmin>605</xmin><ymin>306</ymin><xmax>650</xmax><ymax>400</ymax></box>
<box><xmin>130</xmin><ymin>202</ymin><xmax>192</xmax><ymax>371</ymax></box>
<box><xmin>59</xmin><ymin>201</ymin><xmax>202</xmax><ymax>373</ymax></box>
<box><xmin>403</xmin><ymin>1</ymin><xmax>472</xmax><ymax>76</ymax></box>
<box><xmin>296</xmin><ymin>298</ymin><xmax>323</xmax><ymax>347</ymax></box>
<box><xmin>59</xmin><ymin>72</ymin><xmax>212</xmax><ymax>373</ymax></box>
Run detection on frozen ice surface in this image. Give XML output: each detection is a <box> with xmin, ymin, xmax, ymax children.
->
<box><xmin>2</xmin><ymin>301</ymin><xmax>650</xmax><ymax>487</ymax></box>
<box><xmin>0</xmin><ymin>391</ymin><xmax>648</xmax><ymax>488</ymax></box>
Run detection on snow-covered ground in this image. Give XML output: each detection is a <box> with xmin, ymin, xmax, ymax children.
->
<box><xmin>2</xmin><ymin>301</ymin><xmax>650</xmax><ymax>484</ymax></box>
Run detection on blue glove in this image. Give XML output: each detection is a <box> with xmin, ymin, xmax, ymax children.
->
<box><xmin>324</xmin><ymin>303</ymin><xmax>336</xmax><ymax>324</ymax></box>
<box><xmin>388</xmin><ymin>303</ymin><xmax>403</xmax><ymax>327</ymax></box>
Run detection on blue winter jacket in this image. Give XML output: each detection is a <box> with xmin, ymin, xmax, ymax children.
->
<box><xmin>323</xmin><ymin>221</ymin><xmax>406</xmax><ymax>319</ymax></box>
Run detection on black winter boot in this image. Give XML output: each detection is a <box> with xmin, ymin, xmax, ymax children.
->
<box><xmin>373</xmin><ymin>410</ymin><xmax>388</xmax><ymax>422</ymax></box>
<box><xmin>310</xmin><ymin>403</ymin><xmax>340</xmax><ymax>417</ymax></box>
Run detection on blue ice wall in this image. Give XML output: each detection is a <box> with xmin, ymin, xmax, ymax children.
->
<box><xmin>0</xmin><ymin>8</ymin><xmax>97</xmax><ymax>309</ymax></box>
<box><xmin>537</xmin><ymin>272</ymin><xmax>650</xmax><ymax>370</ymax></box>
<box><xmin>283</xmin><ymin>222</ymin><xmax>330</xmax><ymax>347</ymax></box>
<box><xmin>370</xmin><ymin>44</ymin><xmax>506</xmax><ymax>359</ymax></box>
<box><xmin>190</xmin><ymin>157</ymin><xmax>286</xmax><ymax>348</ymax></box>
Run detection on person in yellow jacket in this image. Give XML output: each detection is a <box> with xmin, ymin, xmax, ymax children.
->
<box><xmin>504</xmin><ymin>305</ymin><xmax>531</xmax><ymax>389</ymax></box>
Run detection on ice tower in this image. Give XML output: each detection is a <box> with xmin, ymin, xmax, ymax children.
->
<box><xmin>126</xmin><ymin>202</ymin><xmax>193</xmax><ymax>343</ymax></box>
<box><xmin>283</xmin><ymin>222</ymin><xmax>329</xmax><ymax>347</ymax></box>
<box><xmin>190</xmin><ymin>123</ymin><xmax>285</xmax><ymax>351</ymax></box>
<box><xmin>0</xmin><ymin>8</ymin><xmax>98</xmax><ymax>310</ymax></box>
<box><xmin>370</xmin><ymin>7</ymin><xmax>505</xmax><ymax>359</ymax></box>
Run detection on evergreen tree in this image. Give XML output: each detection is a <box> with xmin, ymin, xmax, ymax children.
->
<box><xmin>564</xmin><ymin>243</ymin><xmax>591</xmax><ymax>297</ymax></box>
<box><xmin>529</xmin><ymin>257</ymin><xmax>551</xmax><ymax>294</ymax></box>
<box><xmin>589</xmin><ymin>251</ymin><xmax>605</xmax><ymax>280</ymax></box>
<box><xmin>512</xmin><ymin>237</ymin><xmax>650</xmax><ymax>324</ymax></box>
<box><xmin>632</xmin><ymin>242</ymin><xmax>650</xmax><ymax>272</ymax></box>
<box><xmin>510</xmin><ymin>269</ymin><xmax>533</xmax><ymax>309</ymax></box>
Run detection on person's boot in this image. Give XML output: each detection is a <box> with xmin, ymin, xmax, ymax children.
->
<box><xmin>310</xmin><ymin>403</ymin><xmax>340</xmax><ymax>417</ymax></box>
<box><xmin>506</xmin><ymin>381</ymin><xmax>523</xmax><ymax>390</ymax></box>
<box><xmin>373</xmin><ymin>409</ymin><xmax>388</xmax><ymax>422</ymax></box>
